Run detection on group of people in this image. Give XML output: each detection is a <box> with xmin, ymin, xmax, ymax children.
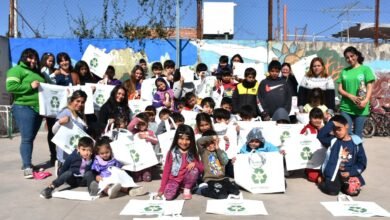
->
<box><xmin>6</xmin><ymin>46</ymin><xmax>375</xmax><ymax>200</ymax></box>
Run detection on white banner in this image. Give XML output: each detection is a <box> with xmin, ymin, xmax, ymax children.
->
<box><xmin>234</xmin><ymin>152</ymin><xmax>285</xmax><ymax>194</ymax></box>
<box><xmin>128</xmin><ymin>100</ymin><xmax>152</xmax><ymax>115</ymax></box>
<box><xmin>81</xmin><ymin>44</ymin><xmax>113</xmax><ymax>78</ymax></box>
<box><xmin>51</xmin><ymin>122</ymin><xmax>92</xmax><ymax>155</ymax></box>
<box><xmin>141</xmin><ymin>78</ymin><xmax>157</xmax><ymax>101</ymax></box>
<box><xmin>283</xmin><ymin>135</ymin><xmax>326</xmax><ymax>171</ymax></box>
<box><xmin>120</xmin><ymin>199</ymin><xmax>184</xmax><ymax>216</ymax></box>
<box><xmin>206</xmin><ymin>195</ymin><xmax>268</xmax><ymax>216</ymax></box>
<box><xmin>38</xmin><ymin>83</ymin><xmax>69</xmax><ymax>117</ymax></box>
<box><xmin>111</xmin><ymin>135</ymin><xmax>158</xmax><ymax>172</ymax></box>
<box><xmin>321</xmin><ymin>201</ymin><xmax>390</xmax><ymax>217</ymax></box>
<box><xmin>86</xmin><ymin>83</ymin><xmax>115</xmax><ymax>111</ymax></box>
<box><xmin>52</xmin><ymin>190</ymin><xmax>98</xmax><ymax>201</ymax></box>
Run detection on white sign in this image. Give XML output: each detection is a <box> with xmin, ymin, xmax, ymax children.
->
<box><xmin>206</xmin><ymin>195</ymin><xmax>268</xmax><ymax>216</ymax></box>
<box><xmin>38</xmin><ymin>83</ymin><xmax>68</xmax><ymax>117</ymax></box>
<box><xmin>128</xmin><ymin>100</ymin><xmax>152</xmax><ymax>115</ymax></box>
<box><xmin>179</xmin><ymin>66</ymin><xmax>195</xmax><ymax>83</ymax></box>
<box><xmin>81</xmin><ymin>44</ymin><xmax>113</xmax><ymax>78</ymax></box>
<box><xmin>120</xmin><ymin>199</ymin><xmax>185</xmax><ymax>216</ymax></box>
<box><xmin>321</xmin><ymin>201</ymin><xmax>390</xmax><ymax>217</ymax></box>
<box><xmin>141</xmin><ymin>78</ymin><xmax>157</xmax><ymax>101</ymax></box>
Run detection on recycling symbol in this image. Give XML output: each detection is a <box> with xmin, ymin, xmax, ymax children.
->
<box><xmin>300</xmin><ymin>146</ymin><xmax>313</xmax><ymax>160</ymax></box>
<box><xmin>96</xmin><ymin>94</ymin><xmax>105</xmax><ymax>105</ymax></box>
<box><xmin>227</xmin><ymin>205</ymin><xmax>245</xmax><ymax>212</ymax></box>
<box><xmin>251</xmin><ymin>168</ymin><xmax>267</xmax><ymax>184</ymax></box>
<box><xmin>348</xmin><ymin>206</ymin><xmax>367</xmax><ymax>213</ymax></box>
<box><xmin>280</xmin><ymin>131</ymin><xmax>290</xmax><ymax>143</ymax></box>
<box><xmin>130</xmin><ymin>149</ymin><xmax>140</xmax><ymax>162</ymax></box>
<box><xmin>69</xmin><ymin>135</ymin><xmax>81</xmax><ymax>148</ymax></box>
<box><xmin>90</xmin><ymin>58</ymin><xmax>98</xmax><ymax>68</ymax></box>
<box><xmin>144</xmin><ymin>205</ymin><xmax>162</xmax><ymax>212</ymax></box>
<box><xmin>50</xmin><ymin>96</ymin><xmax>60</xmax><ymax>108</ymax></box>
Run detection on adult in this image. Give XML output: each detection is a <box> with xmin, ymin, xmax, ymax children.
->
<box><xmin>298</xmin><ymin>57</ymin><xmax>335</xmax><ymax>113</ymax></box>
<box><xmin>52</xmin><ymin>90</ymin><xmax>88</xmax><ymax>165</ymax></box>
<box><xmin>337</xmin><ymin>46</ymin><xmax>375</xmax><ymax>138</ymax></box>
<box><xmin>98</xmin><ymin>85</ymin><xmax>131</xmax><ymax>132</ymax></box>
<box><xmin>230</xmin><ymin>53</ymin><xmax>244</xmax><ymax>68</ymax></box>
<box><xmin>55</xmin><ymin>52</ymin><xmax>73</xmax><ymax>86</ymax></box>
<box><xmin>71</xmin><ymin>60</ymin><xmax>100</xmax><ymax>85</ymax></box>
<box><xmin>123</xmin><ymin>65</ymin><xmax>144</xmax><ymax>100</ymax></box>
<box><xmin>6</xmin><ymin>48</ymin><xmax>45</xmax><ymax>178</ymax></box>
<box><xmin>281</xmin><ymin>62</ymin><xmax>298</xmax><ymax>96</ymax></box>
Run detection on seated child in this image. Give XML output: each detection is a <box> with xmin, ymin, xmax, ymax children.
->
<box><xmin>200</xmin><ymin>97</ymin><xmax>215</xmax><ymax>115</ymax></box>
<box><xmin>317</xmin><ymin>115</ymin><xmax>367</xmax><ymax>196</ymax></box>
<box><xmin>40</xmin><ymin>137</ymin><xmax>96</xmax><ymax>199</ymax></box>
<box><xmin>157</xmin><ymin>124</ymin><xmax>203</xmax><ymax>200</ymax></box>
<box><xmin>183</xmin><ymin>92</ymin><xmax>201</xmax><ymax>112</ymax></box>
<box><xmin>156</xmin><ymin>112</ymin><xmax>185</xmax><ymax>136</ymax></box>
<box><xmin>145</xmin><ymin>105</ymin><xmax>158</xmax><ymax>133</ymax></box>
<box><xmin>239</xmin><ymin>127</ymin><xmax>280</xmax><ymax>154</ymax></box>
<box><xmin>91</xmin><ymin>137</ymin><xmax>144</xmax><ymax>199</ymax></box>
<box><xmin>197</xmin><ymin>130</ymin><xmax>240</xmax><ymax>199</ymax></box>
<box><xmin>153</xmin><ymin>77</ymin><xmax>175</xmax><ymax>111</ymax></box>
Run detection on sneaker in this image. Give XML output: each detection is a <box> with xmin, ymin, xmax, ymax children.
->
<box><xmin>107</xmin><ymin>183</ymin><xmax>122</xmax><ymax>199</ymax></box>
<box><xmin>89</xmin><ymin>181</ymin><xmax>99</xmax><ymax>196</ymax></box>
<box><xmin>183</xmin><ymin>188</ymin><xmax>192</xmax><ymax>200</ymax></box>
<box><xmin>195</xmin><ymin>183</ymin><xmax>208</xmax><ymax>195</ymax></box>
<box><xmin>40</xmin><ymin>186</ymin><xmax>54</xmax><ymax>199</ymax></box>
<box><xmin>338</xmin><ymin>193</ymin><xmax>354</xmax><ymax>202</ymax></box>
<box><xmin>129</xmin><ymin>186</ymin><xmax>145</xmax><ymax>197</ymax></box>
<box><xmin>24</xmin><ymin>168</ymin><xmax>33</xmax><ymax>179</ymax></box>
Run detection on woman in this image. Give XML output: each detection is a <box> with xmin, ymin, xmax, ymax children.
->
<box><xmin>6</xmin><ymin>48</ymin><xmax>45</xmax><ymax>178</ymax></box>
<box><xmin>298</xmin><ymin>57</ymin><xmax>335</xmax><ymax>113</ymax></box>
<box><xmin>281</xmin><ymin>62</ymin><xmax>298</xmax><ymax>97</ymax></box>
<box><xmin>55</xmin><ymin>52</ymin><xmax>73</xmax><ymax>86</ymax></box>
<box><xmin>98</xmin><ymin>85</ymin><xmax>131</xmax><ymax>132</ymax></box>
<box><xmin>337</xmin><ymin>46</ymin><xmax>375</xmax><ymax>138</ymax></box>
<box><xmin>71</xmin><ymin>60</ymin><xmax>100</xmax><ymax>85</ymax></box>
<box><xmin>123</xmin><ymin>65</ymin><xmax>144</xmax><ymax>100</ymax></box>
<box><xmin>52</xmin><ymin>90</ymin><xmax>88</xmax><ymax>166</ymax></box>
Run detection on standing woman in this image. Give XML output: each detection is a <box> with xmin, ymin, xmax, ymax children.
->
<box><xmin>298</xmin><ymin>57</ymin><xmax>335</xmax><ymax>113</ymax></box>
<box><xmin>337</xmin><ymin>46</ymin><xmax>375</xmax><ymax>138</ymax></box>
<box><xmin>6</xmin><ymin>48</ymin><xmax>45</xmax><ymax>178</ymax></box>
<box><xmin>55</xmin><ymin>52</ymin><xmax>73</xmax><ymax>86</ymax></box>
<box><xmin>281</xmin><ymin>63</ymin><xmax>298</xmax><ymax>97</ymax></box>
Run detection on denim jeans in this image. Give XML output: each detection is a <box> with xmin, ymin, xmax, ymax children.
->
<box><xmin>340</xmin><ymin>111</ymin><xmax>367</xmax><ymax>138</ymax></box>
<box><xmin>12</xmin><ymin>104</ymin><xmax>43</xmax><ymax>169</ymax></box>
<box><xmin>52</xmin><ymin>170</ymin><xmax>95</xmax><ymax>190</ymax></box>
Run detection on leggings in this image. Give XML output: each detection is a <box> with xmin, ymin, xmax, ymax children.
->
<box><xmin>164</xmin><ymin>168</ymin><xmax>199</xmax><ymax>200</ymax></box>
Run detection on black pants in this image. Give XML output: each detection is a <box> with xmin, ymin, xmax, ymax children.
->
<box><xmin>46</xmin><ymin>117</ymin><xmax>57</xmax><ymax>162</ymax></box>
<box><xmin>201</xmin><ymin>178</ymin><xmax>240</xmax><ymax>199</ymax></box>
<box><xmin>52</xmin><ymin>170</ymin><xmax>95</xmax><ymax>190</ymax></box>
<box><xmin>225</xmin><ymin>160</ymin><xmax>234</xmax><ymax>178</ymax></box>
<box><xmin>318</xmin><ymin>173</ymin><xmax>350</xmax><ymax>196</ymax></box>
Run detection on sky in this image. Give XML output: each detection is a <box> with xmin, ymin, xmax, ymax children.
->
<box><xmin>0</xmin><ymin>0</ymin><xmax>389</xmax><ymax>41</ymax></box>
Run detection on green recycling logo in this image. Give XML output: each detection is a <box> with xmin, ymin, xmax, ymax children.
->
<box><xmin>96</xmin><ymin>94</ymin><xmax>105</xmax><ymax>105</ymax></box>
<box><xmin>227</xmin><ymin>205</ymin><xmax>245</xmax><ymax>212</ymax></box>
<box><xmin>348</xmin><ymin>206</ymin><xmax>367</xmax><ymax>213</ymax></box>
<box><xmin>90</xmin><ymin>58</ymin><xmax>98</xmax><ymax>68</ymax></box>
<box><xmin>300</xmin><ymin>146</ymin><xmax>313</xmax><ymax>160</ymax></box>
<box><xmin>69</xmin><ymin>135</ymin><xmax>81</xmax><ymax>148</ymax></box>
<box><xmin>130</xmin><ymin>149</ymin><xmax>140</xmax><ymax>162</ymax></box>
<box><xmin>251</xmin><ymin>168</ymin><xmax>267</xmax><ymax>184</ymax></box>
<box><xmin>50</xmin><ymin>96</ymin><xmax>60</xmax><ymax>108</ymax></box>
<box><xmin>144</xmin><ymin>205</ymin><xmax>162</xmax><ymax>212</ymax></box>
<box><xmin>280</xmin><ymin>131</ymin><xmax>290</xmax><ymax>144</ymax></box>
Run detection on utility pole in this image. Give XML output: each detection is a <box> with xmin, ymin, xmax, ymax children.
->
<box><xmin>268</xmin><ymin>0</ymin><xmax>273</xmax><ymax>41</ymax></box>
<box><xmin>176</xmin><ymin>0</ymin><xmax>181</xmax><ymax>66</ymax></box>
<box><xmin>283</xmin><ymin>4</ymin><xmax>287</xmax><ymax>41</ymax></box>
<box><xmin>197</xmin><ymin>0</ymin><xmax>202</xmax><ymax>39</ymax></box>
<box><xmin>374</xmin><ymin>0</ymin><xmax>380</xmax><ymax>47</ymax></box>
<box><xmin>9</xmin><ymin>0</ymin><xmax>15</xmax><ymax>37</ymax></box>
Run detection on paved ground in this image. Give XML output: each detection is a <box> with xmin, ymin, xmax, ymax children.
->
<box><xmin>0</xmin><ymin>131</ymin><xmax>389</xmax><ymax>220</ymax></box>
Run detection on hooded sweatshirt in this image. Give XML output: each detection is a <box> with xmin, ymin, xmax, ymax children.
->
<box><xmin>153</xmin><ymin>78</ymin><xmax>175</xmax><ymax>111</ymax></box>
<box><xmin>239</xmin><ymin>127</ymin><xmax>279</xmax><ymax>153</ymax></box>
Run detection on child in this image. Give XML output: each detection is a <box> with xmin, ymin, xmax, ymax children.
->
<box><xmin>127</xmin><ymin>113</ymin><xmax>158</xmax><ymax>182</ymax></box>
<box><xmin>216</xmin><ymin>67</ymin><xmax>237</xmax><ymax>99</ymax></box>
<box><xmin>153</xmin><ymin>77</ymin><xmax>175</xmax><ymax>111</ymax></box>
<box><xmin>172</xmin><ymin>69</ymin><xmax>196</xmax><ymax>101</ymax></box>
<box><xmin>232</xmin><ymin>68</ymin><xmax>261</xmax><ymax>116</ymax></box>
<box><xmin>303</xmin><ymin>88</ymin><xmax>328</xmax><ymax>114</ymax></box>
<box><xmin>300</xmin><ymin>108</ymin><xmax>324</xmax><ymax>183</ymax></box>
<box><xmin>213</xmin><ymin>55</ymin><xmax>230</xmax><ymax>80</ymax></box>
<box><xmin>194</xmin><ymin>63</ymin><xmax>208</xmax><ymax>80</ymax></box>
<box><xmin>195</xmin><ymin>113</ymin><xmax>213</xmax><ymax>136</ymax></box>
<box><xmin>239</xmin><ymin>105</ymin><xmax>256</xmax><ymax>121</ymax></box>
<box><xmin>40</xmin><ymin>52</ymin><xmax>57</xmax><ymax>84</ymax></box>
<box><xmin>99</xmin><ymin>65</ymin><xmax>122</xmax><ymax>86</ymax></box>
<box><xmin>200</xmin><ymin>97</ymin><xmax>215</xmax><ymax>115</ymax></box>
<box><xmin>151</xmin><ymin>62</ymin><xmax>163</xmax><ymax>78</ymax></box>
<box><xmin>317</xmin><ymin>115</ymin><xmax>367</xmax><ymax>196</ymax></box>
<box><xmin>157</xmin><ymin>124</ymin><xmax>204</xmax><ymax>200</ymax></box>
<box><xmin>40</xmin><ymin>137</ymin><xmax>96</xmax><ymax>199</ymax></box>
<box><xmin>163</xmin><ymin>60</ymin><xmax>175</xmax><ymax>88</ymax></box>
<box><xmin>258</xmin><ymin>60</ymin><xmax>292</xmax><ymax>118</ymax></box>
<box><xmin>91</xmin><ymin>137</ymin><xmax>144</xmax><ymax>199</ymax></box>
<box><xmin>220</xmin><ymin>97</ymin><xmax>233</xmax><ymax>113</ymax></box>
<box><xmin>197</xmin><ymin>130</ymin><xmax>240</xmax><ymax>199</ymax></box>
<box><xmin>145</xmin><ymin>105</ymin><xmax>158</xmax><ymax>133</ymax></box>
<box><xmin>272</xmin><ymin>108</ymin><xmax>291</xmax><ymax>124</ymax></box>
<box><xmin>183</xmin><ymin>92</ymin><xmax>200</xmax><ymax>112</ymax></box>
<box><xmin>156</xmin><ymin>112</ymin><xmax>185</xmax><ymax>136</ymax></box>
<box><xmin>239</xmin><ymin>128</ymin><xmax>280</xmax><ymax>154</ymax></box>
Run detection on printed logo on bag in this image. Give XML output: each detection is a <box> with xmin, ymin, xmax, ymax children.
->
<box><xmin>227</xmin><ymin>205</ymin><xmax>246</xmax><ymax>212</ymax></box>
<box><xmin>96</xmin><ymin>94</ymin><xmax>105</xmax><ymax>105</ymax></box>
<box><xmin>50</xmin><ymin>96</ymin><xmax>60</xmax><ymax>108</ymax></box>
<box><xmin>130</xmin><ymin>149</ymin><xmax>140</xmax><ymax>162</ymax></box>
<box><xmin>144</xmin><ymin>205</ymin><xmax>163</xmax><ymax>212</ymax></box>
<box><xmin>90</xmin><ymin>58</ymin><xmax>98</xmax><ymax>68</ymax></box>
<box><xmin>280</xmin><ymin>131</ymin><xmax>290</xmax><ymax>144</ymax></box>
<box><xmin>70</xmin><ymin>135</ymin><xmax>81</xmax><ymax>148</ymax></box>
<box><xmin>251</xmin><ymin>168</ymin><xmax>267</xmax><ymax>184</ymax></box>
<box><xmin>300</xmin><ymin>146</ymin><xmax>313</xmax><ymax>160</ymax></box>
<box><xmin>249</xmin><ymin>152</ymin><xmax>266</xmax><ymax>169</ymax></box>
<box><xmin>348</xmin><ymin>206</ymin><xmax>367</xmax><ymax>213</ymax></box>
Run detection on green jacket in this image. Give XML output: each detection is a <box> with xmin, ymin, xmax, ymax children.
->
<box><xmin>6</xmin><ymin>63</ymin><xmax>45</xmax><ymax>112</ymax></box>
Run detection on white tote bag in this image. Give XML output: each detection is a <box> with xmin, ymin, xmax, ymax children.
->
<box><xmin>157</xmin><ymin>118</ymin><xmax>177</xmax><ymax>164</ymax></box>
<box><xmin>111</xmin><ymin>134</ymin><xmax>159</xmax><ymax>172</ymax></box>
<box><xmin>272</xmin><ymin>123</ymin><xmax>305</xmax><ymax>147</ymax></box>
<box><xmin>283</xmin><ymin>134</ymin><xmax>327</xmax><ymax>171</ymax></box>
<box><xmin>321</xmin><ymin>201</ymin><xmax>390</xmax><ymax>217</ymax></box>
<box><xmin>120</xmin><ymin>193</ymin><xmax>184</xmax><ymax>216</ymax></box>
<box><xmin>141</xmin><ymin>78</ymin><xmax>157</xmax><ymax>101</ymax></box>
<box><xmin>86</xmin><ymin>83</ymin><xmax>115</xmax><ymax>111</ymax></box>
<box><xmin>180</xmin><ymin>110</ymin><xmax>198</xmax><ymax>130</ymax></box>
<box><xmin>234</xmin><ymin>152</ymin><xmax>285</xmax><ymax>194</ymax></box>
<box><xmin>81</xmin><ymin>44</ymin><xmax>113</xmax><ymax>78</ymax></box>
<box><xmin>38</xmin><ymin>83</ymin><xmax>68</xmax><ymax>117</ymax></box>
<box><xmin>206</xmin><ymin>194</ymin><xmax>268</xmax><ymax>216</ymax></box>
<box><xmin>196</xmin><ymin>76</ymin><xmax>216</xmax><ymax>99</ymax></box>
<box><xmin>97</xmin><ymin>166</ymin><xmax>138</xmax><ymax>193</ymax></box>
<box><xmin>51</xmin><ymin>122</ymin><xmax>92</xmax><ymax>155</ymax></box>
<box><xmin>128</xmin><ymin>100</ymin><xmax>152</xmax><ymax>115</ymax></box>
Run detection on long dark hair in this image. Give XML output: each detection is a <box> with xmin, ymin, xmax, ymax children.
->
<box><xmin>169</xmin><ymin>124</ymin><xmax>198</xmax><ymax>158</ymax></box>
<box><xmin>56</xmin><ymin>52</ymin><xmax>73</xmax><ymax>71</ymax></box>
<box><xmin>105</xmin><ymin>85</ymin><xmax>130</xmax><ymax>125</ymax></box>
<box><xmin>343</xmin><ymin>46</ymin><xmax>364</xmax><ymax>64</ymax></box>
<box><xmin>18</xmin><ymin>48</ymin><xmax>40</xmax><ymax>73</ymax></box>
<box><xmin>40</xmin><ymin>52</ymin><xmax>55</xmax><ymax>73</ymax></box>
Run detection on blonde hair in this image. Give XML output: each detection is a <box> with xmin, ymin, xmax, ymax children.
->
<box><xmin>306</xmin><ymin>57</ymin><xmax>328</xmax><ymax>78</ymax></box>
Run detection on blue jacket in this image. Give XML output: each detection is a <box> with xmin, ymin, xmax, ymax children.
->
<box><xmin>60</xmin><ymin>149</ymin><xmax>93</xmax><ymax>176</ymax></box>
<box><xmin>239</xmin><ymin>142</ymin><xmax>279</xmax><ymax>154</ymax></box>
<box><xmin>318</xmin><ymin>122</ymin><xmax>367</xmax><ymax>185</ymax></box>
